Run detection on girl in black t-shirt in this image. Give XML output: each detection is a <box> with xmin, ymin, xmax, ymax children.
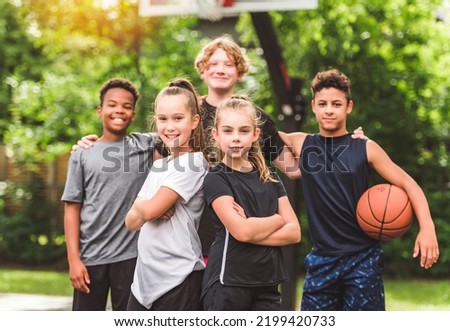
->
<box><xmin>201</xmin><ymin>96</ymin><xmax>301</xmax><ymax>311</ymax></box>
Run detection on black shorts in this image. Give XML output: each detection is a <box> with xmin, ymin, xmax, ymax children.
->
<box><xmin>127</xmin><ymin>270</ymin><xmax>204</xmax><ymax>311</ymax></box>
<box><xmin>202</xmin><ymin>281</ymin><xmax>282</xmax><ymax>311</ymax></box>
<box><xmin>72</xmin><ymin>257</ymin><xmax>136</xmax><ymax>311</ymax></box>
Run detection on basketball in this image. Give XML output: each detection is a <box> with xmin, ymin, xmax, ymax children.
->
<box><xmin>356</xmin><ymin>184</ymin><xmax>413</xmax><ymax>240</ymax></box>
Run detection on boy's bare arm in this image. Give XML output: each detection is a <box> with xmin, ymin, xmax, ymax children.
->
<box><xmin>367</xmin><ymin>140</ymin><xmax>439</xmax><ymax>269</ymax></box>
<box><xmin>64</xmin><ymin>202</ymin><xmax>90</xmax><ymax>293</ymax></box>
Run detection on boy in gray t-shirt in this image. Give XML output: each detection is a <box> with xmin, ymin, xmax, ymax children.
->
<box><xmin>61</xmin><ymin>78</ymin><xmax>156</xmax><ymax>311</ymax></box>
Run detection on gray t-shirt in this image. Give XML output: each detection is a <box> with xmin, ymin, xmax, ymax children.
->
<box><xmin>131</xmin><ymin>152</ymin><xmax>207</xmax><ymax>309</ymax></box>
<box><xmin>61</xmin><ymin>133</ymin><xmax>155</xmax><ymax>266</ymax></box>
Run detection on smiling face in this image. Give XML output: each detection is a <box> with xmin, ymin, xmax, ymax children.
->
<box><xmin>155</xmin><ymin>94</ymin><xmax>200</xmax><ymax>157</ymax></box>
<box><xmin>213</xmin><ymin>107</ymin><xmax>260</xmax><ymax>169</ymax></box>
<box><xmin>97</xmin><ymin>87</ymin><xmax>135</xmax><ymax>141</ymax></box>
<box><xmin>311</xmin><ymin>87</ymin><xmax>353</xmax><ymax>137</ymax></box>
<box><xmin>201</xmin><ymin>48</ymin><xmax>242</xmax><ymax>96</ymax></box>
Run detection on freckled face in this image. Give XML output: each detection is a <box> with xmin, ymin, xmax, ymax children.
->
<box><xmin>201</xmin><ymin>48</ymin><xmax>242</xmax><ymax>94</ymax></box>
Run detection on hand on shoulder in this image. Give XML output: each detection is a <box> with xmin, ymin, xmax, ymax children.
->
<box><xmin>351</xmin><ymin>126</ymin><xmax>368</xmax><ymax>140</ymax></box>
<box><xmin>70</xmin><ymin>134</ymin><xmax>99</xmax><ymax>154</ymax></box>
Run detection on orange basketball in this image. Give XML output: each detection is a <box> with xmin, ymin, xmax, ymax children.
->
<box><xmin>356</xmin><ymin>184</ymin><xmax>413</xmax><ymax>240</ymax></box>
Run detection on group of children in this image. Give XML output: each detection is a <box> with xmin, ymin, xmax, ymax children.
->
<box><xmin>61</xmin><ymin>35</ymin><xmax>439</xmax><ymax>311</ymax></box>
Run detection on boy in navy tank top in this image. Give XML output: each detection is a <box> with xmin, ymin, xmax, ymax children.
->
<box><xmin>281</xmin><ymin>68</ymin><xmax>439</xmax><ymax>311</ymax></box>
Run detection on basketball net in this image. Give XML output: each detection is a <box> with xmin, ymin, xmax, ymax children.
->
<box><xmin>196</xmin><ymin>0</ymin><xmax>227</xmax><ymax>21</ymax></box>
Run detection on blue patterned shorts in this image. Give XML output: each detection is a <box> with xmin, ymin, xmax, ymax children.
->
<box><xmin>301</xmin><ymin>245</ymin><xmax>385</xmax><ymax>311</ymax></box>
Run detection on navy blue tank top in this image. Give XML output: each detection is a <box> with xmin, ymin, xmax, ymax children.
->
<box><xmin>300</xmin><ymin>133</ymin><xmax>377</xmax><ymax>255</ymax></box>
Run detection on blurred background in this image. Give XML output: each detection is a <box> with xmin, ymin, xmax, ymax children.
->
<box><xmin>0</xmin><ymin>0</ymin><xmax>448</xmax><ymax>303</ymax></box>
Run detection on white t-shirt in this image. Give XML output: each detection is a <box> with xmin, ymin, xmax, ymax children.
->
<box><xmin>131</xmin><ymin>152</ymin><xmax>208</xmax><ymax>308</ymax></box>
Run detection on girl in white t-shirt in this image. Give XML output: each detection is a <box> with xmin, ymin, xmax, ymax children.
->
<box><xmin>125</xmin><ymin>78</ymin><xmax>208</xmax><ymax>311</ymax></box>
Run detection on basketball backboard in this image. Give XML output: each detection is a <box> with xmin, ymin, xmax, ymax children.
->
<box><xmin>139</xmin><ymin>0</ymin><xmax>318</xmax><ymax>20</ymax></box>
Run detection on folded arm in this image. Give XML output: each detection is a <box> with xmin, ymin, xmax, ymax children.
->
<box><xmin>211</xmin><ymin>195</ymin><xmax>284</xmax><ymax>243</ymax></box>
<box><xmin>251</xmin><ymin>196</ymin><xmax>301</xmax><ymax>246</ymax></box>
<box><xmin>125</xmin><ymin>186</ymin><xmax>180</xmax><ymax>231</ymax></box>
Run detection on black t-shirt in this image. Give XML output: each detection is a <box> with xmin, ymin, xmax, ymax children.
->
<box><xmin>198</xmin><ymin>99</ymin><xmax>286</xmax><ymax>256</ymax></box>
<box><xmin>201</xmin><ymin>163</ymin><xmax>289</xmax><ymax>297</ymax></box>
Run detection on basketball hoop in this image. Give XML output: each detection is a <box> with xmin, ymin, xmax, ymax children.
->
<box><xmin>139</xmin><ymin>1</ymin><xmax>318</xmax><ymax>19</ymax></box>
<box><xmin>196</xmin><ymin>0</ymin><xmax>230</xmax><ymax>21</ymax></box>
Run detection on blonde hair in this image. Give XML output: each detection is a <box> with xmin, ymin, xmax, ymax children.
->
<box><xmin>152</xmin><ymin>78</ymin><xmax>206</xmax><ymax>158</ymax></box>
<box><xmin>194</xmin><ymin>35</ymin><xmax>250</xmax><ymax>78</ymax></box>
<box><xmin>214</xmin><ymin>96</ymin><xmax>277</xmax><ymax>183</ymax></box>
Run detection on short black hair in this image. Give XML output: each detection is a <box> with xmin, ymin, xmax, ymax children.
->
<box><xmin>99</xmin><ymin>78</ymin><xmax>140</xmax><ymax>108</ymax></box>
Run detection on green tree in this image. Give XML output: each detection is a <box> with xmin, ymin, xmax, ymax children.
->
<box><xmin>0</xmin><ymin>1</ymin><xmax>46</xmax><ymax>142</ymax></box>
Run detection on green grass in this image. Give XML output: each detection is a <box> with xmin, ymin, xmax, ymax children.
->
<box><xmin>1</xmin><ymin>269</ymin><xmax>449</xmax><ymax>310</ymax></box>
<box><xmin>384</xmin><ymin>279</ymin><xmax>450</xmax><ymax>311</ymax></box>
<box><xmin>0</xmin><ymin>268</ymin><xmax>72</xmax><ymax>296</ymax></box>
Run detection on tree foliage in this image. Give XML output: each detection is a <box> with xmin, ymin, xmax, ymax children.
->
<box><xmin>0</xmin><ymin>1</ymin><xmax>46</xmax><ymax>141</ymax></box>
<box><xmin>3</xmin><ymin>0</ymin><xmax>205</xmax><ymax>165</ymax></box>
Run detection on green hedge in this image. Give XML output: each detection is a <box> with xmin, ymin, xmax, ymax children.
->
<box><xmin>0</xmin><ymin>180</ymin><xmax>66</xmax><ymax>265</ymax></box>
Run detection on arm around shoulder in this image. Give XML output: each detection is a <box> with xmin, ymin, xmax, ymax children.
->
<box><xmin>275</xmin><ymin>131</ymin><xmax>308</xmax><ymax>179</ymax></box>
<box><xmin>70</xmin><ymin>134</ymin><xmax>99</xmax><ymax>153</ymax></box>
<box><xmin>279</xmin><ymin>131</ymin><xmax>307</xmax><ymax>158</ymax></box>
